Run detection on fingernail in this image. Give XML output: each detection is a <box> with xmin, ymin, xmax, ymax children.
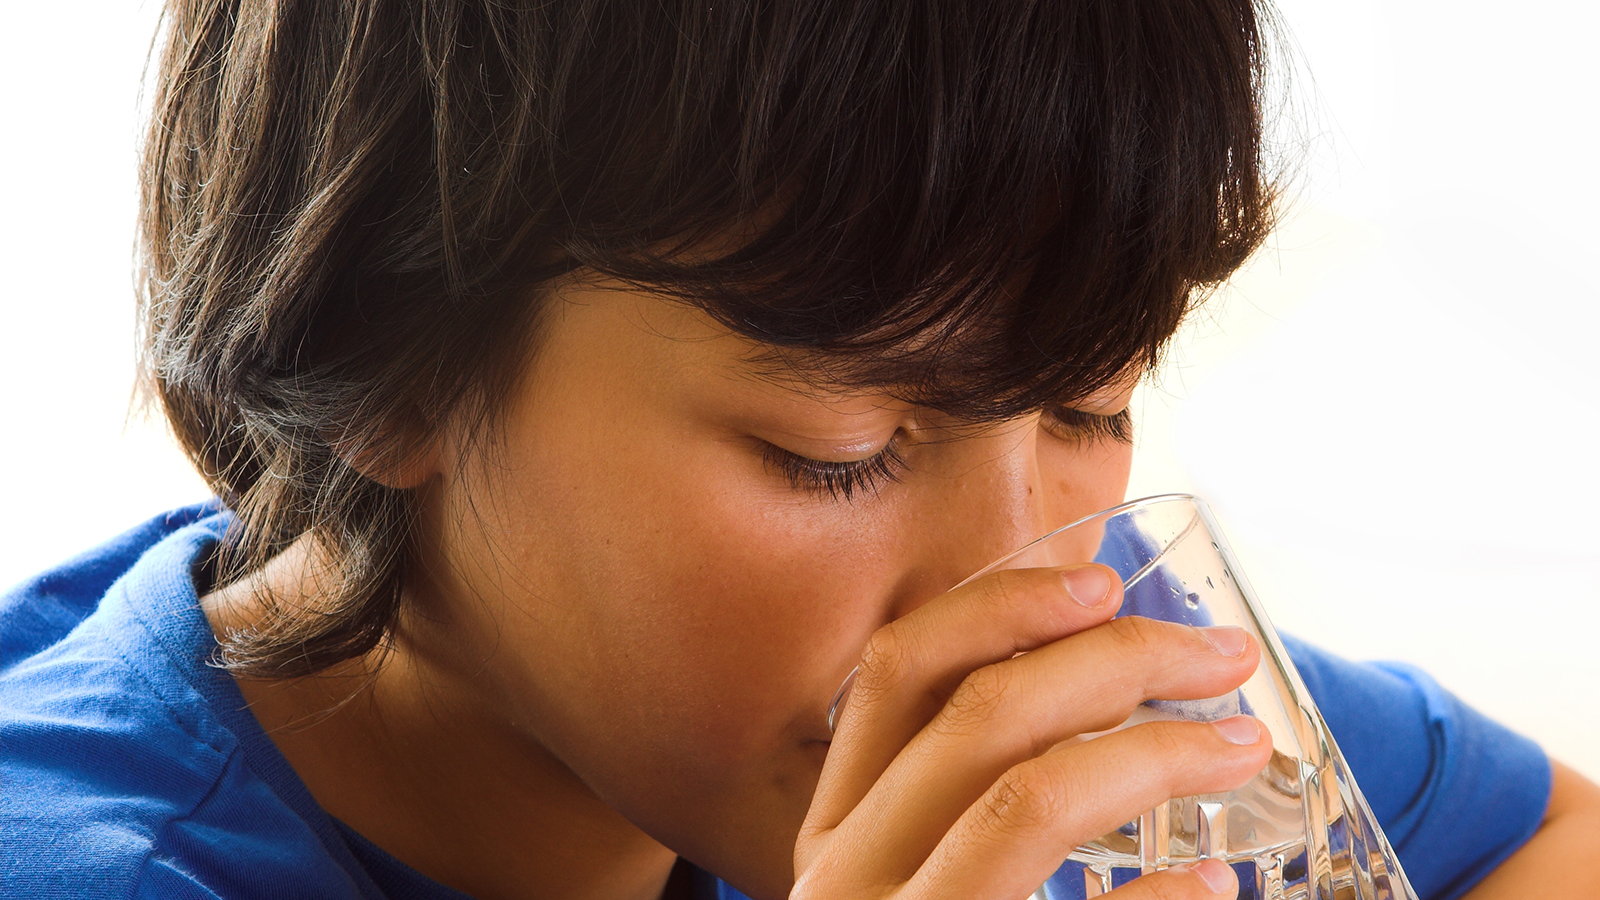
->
<box><xmin>1060</xmin><ymin>566</ymin><xmax>1112</xmax><ymax>608</ymax></box>
<box><xmin>1213</xmin><ymin>715</ymin><xmax>1262</xmax><ymax>745</ymax></box>
<box><xmin>1197</xmin><ymin>625</ymin><xmax>1248</xmax><ymax>658</ymax></box>
<box><xmin>1179</xmin><ymin>858</ymin><xmax>1236</xmax><ymax>894</ymax></box>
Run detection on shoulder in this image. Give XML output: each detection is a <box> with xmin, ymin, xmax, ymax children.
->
<box><xmin>2</xmin><ymin>641</ymin><xmax>227</xmax><ymax>897</ymax></box>
<box><xmin>2</xmin><ymin>507</ymin><xmax>373</xmax><ymax>900</ymax></box>
<box><xmin>2</xmin><ymin>504</ymin><xmax>221</xmax><ymax>669</ymax></box>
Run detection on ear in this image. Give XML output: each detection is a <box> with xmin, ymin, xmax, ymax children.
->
<box><xmin>330</xmin><ymin>421</ymin><xmax>443</xmax><ymax>490</ymax></box>
<box><xmin>349</xmin><ymin>444</ymin><xmax>441</xmax><ymax>490</ymax></box>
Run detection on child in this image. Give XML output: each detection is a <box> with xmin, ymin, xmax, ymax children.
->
<box><xmin>5</xmin><ymin>1</ymin><xmax>1595</xmax><ymax>898</ymax></box>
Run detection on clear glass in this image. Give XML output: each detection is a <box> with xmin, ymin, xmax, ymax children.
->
<box><xmin>964</xmin><ymin>494</ymin><xmax>1420</xmax><ymax>900</ymax></box>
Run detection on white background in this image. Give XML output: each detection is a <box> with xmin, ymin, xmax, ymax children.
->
<box><xmin>3</xmin><ymin>2</ymin><xmax>1597</xmax><ymax>780</ymax></box>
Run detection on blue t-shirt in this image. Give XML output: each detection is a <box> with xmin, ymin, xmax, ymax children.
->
<box><xmin>2</xmin><ymin>505</ymin><xmax>1551</xmax><ymax>900</ymax></box>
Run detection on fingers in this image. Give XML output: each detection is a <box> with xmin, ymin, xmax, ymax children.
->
<box><xmin>907</xmin><ymin>719</ymin><xmax>1270</xmax><ymax>900</ymax></box>
<box><xmin>1104</xmin><ymin>860</ymin><xmax>1240</xmax><ymax>900</ymax></box>
<box><xmin>801</xmin><ymin>615</ymin><xmax>1263</xmax><ymax>885</ymax></box>
<box><xmin>809</xmin><ymin>565</ymin><xmax>1123</xmax><ymax>836</ymax></box>
<box><xmin>955</xmin><ymin>861</ymin><xmax>1240</xmax><ymax>900</ymax></box>
<box><xmin>918</xmin><ymin>615</ymin><xmax>1259</xmax><ymax>758</ymax></box>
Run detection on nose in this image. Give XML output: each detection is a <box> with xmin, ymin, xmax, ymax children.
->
<box><xmin>881</xmin><ymin>420</ymin><xmax>1054</xmax><ymax>620</ymax></box>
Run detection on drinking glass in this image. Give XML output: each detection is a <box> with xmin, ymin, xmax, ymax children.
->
<box><xmin>958</xmin><ymin>494</ymin><xmax>1417</xmax><ymax>899</ymax></box>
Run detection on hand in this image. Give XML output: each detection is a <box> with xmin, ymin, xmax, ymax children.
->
<box><xmin>793</xmin><ymin>564</ymin><xmax>1273</xmax><ymax>899</ymax></box>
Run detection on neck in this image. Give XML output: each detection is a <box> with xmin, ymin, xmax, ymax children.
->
<box><xmin>202</xmin><ymin>546</ymin><xmax>681</xmax><ymax>900</ymax></box>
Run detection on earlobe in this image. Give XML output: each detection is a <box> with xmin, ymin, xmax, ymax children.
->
<box><xmin>331</xmin><ymin>427</ymin><xmax>443</xmax><ymax>490</ymax></box>
<box><xmin>356</xmin><ymin>445</ymin><xmax>442</xmax><ymax>490</ymax></box>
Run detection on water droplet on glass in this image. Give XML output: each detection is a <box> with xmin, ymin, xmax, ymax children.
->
<box><xmin>1185</xmin><ymin>592</ymin><xmax>1201</xmax><ymax>610</ymax></box>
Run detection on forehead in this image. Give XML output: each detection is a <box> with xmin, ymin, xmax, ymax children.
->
<box><xmin>541</xmin><ymin>273</ymin><xmax>1138</xmax><ymax>418</ymax></box>
<box><xmin>543</xmin><ymin>274</ymin><xmax>895</xmax><ymax>421</ymax></box>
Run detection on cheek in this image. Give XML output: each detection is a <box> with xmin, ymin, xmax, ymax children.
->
<box><xmin>604</xmin><ymin>455</ymin><xmax>894</xmax><ymax>751</ymax></box>
<box><xmin>1040</xmin><ymin>438</ymin><xmax>1134</xmax><ymax>528</ymax></box>
<box><xmin>478</xmin><ymin>426</ymin><xmax>894</xmax><ymax>775</ymax></box>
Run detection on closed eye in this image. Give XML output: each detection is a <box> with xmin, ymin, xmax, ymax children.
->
<box><xmin>1040</xmin><ymin>405</ymin><xmax>1134</xmax><ymax>444</ymax></box>
<box><xmin>759</xmin><ymin>437</ymin><xmax>907</xmax><ymax>502</ymax></box>
<box><xmin>763</xmin><ymin>405</ymin><xmax>1127</xmax><ymax>500</ymax></box>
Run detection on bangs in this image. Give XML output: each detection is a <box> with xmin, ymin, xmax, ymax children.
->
<box><xmin>533</xmin><ymin>0</ymin><xmax>1279</xmax><ymax>418</ymax></box>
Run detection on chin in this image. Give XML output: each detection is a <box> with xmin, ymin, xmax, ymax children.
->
<box><xmin>671</xmin><ymin>742</ymin><xmax>830</xmax><ymax>900</ymax></box>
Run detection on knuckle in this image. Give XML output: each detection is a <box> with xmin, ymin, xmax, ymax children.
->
<box><xmin>1130</xmin><ymin>722</ymin><xmax>1213</xmax><ymax>798</ymax></box>
<box><xmin>974</xmin><ymin>567</ymin><xmax>1051</xmax><ymax>618</ymax></box>
<box><xmin>1079</xmin><ymin>617</ymin><xmax>1175</xmax><ymax>707</ymax></box>
<box><xmin>938</xmin><ymin>663</ymin><xmax>1014</xmax><ymax>736</ymax></box>
<box><xmin>958</xmin><ymin>569</ymin><xmax>1035</xmax><ymax>631</ymax></box>
<box><xmin>1109</xmin><ymin>615</ymin><xmax>1173</xmax><ymax>668</ymax></box>
<box><xmin>975</xmin><ymin>568</ymin><xmax>1024</xmax><ymax>611</ymax></box>
<box><xmin>1144</xmin><ymin>722</ymin><xmax>1192</xmax><ymax>763</ymax></box>
<box><xmin>1113</xmin><ymin>613</ymin><xmax>1166</xmax><ymax>648</ymax></box>
<box><xmin>855</xmin><ymin>622</ymin><xmax>917</xmax><ymax>697</ymax></box>
<box><xmin>976</xmin><ymin>762</ymin><xmax>1066</xmax><ymax>837</ymax></box>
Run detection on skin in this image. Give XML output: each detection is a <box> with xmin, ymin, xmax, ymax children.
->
<box><xmin>207</xmin><ymin>274</ymin><xmax>1600</xmax><ymax>900</ymax></box>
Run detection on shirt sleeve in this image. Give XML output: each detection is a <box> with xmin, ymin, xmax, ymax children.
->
<box><xmin>1280</xmin><ymin>634</ymin><xmax>1551</xmax><ymax>900</ymax></box>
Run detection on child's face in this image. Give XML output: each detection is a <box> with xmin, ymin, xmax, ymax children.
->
<box><xmin>412</xmin><ymin>274</ymin><xmax>1135</xmax><ymax>894</ymax></box>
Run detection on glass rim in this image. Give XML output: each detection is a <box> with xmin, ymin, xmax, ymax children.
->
<box><xmin>952</xmin><ymin>492</ymin><xmax>1202</xmax><ymax>591</ymax></box>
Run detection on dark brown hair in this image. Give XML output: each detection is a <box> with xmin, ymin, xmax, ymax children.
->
<box><xmin>140</xmin><ymin>0</ymin><xmax>1279</xmax><ymax>677</ymax></box>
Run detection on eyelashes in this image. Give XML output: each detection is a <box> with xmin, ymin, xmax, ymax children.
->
<box><xmin>760</xmin><ymin>438</ymin><xmax>908</xmax><ymax>502</ymax></box>
<box><xmin>1041</xmin><ymin>405</ymin><xmax>1135</xmax><ymax>445</ymax></box>
<box><xmin>763</xmin><ymin>406</ymin><xmax>1133</xmax><ymax>502</ymax></box>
